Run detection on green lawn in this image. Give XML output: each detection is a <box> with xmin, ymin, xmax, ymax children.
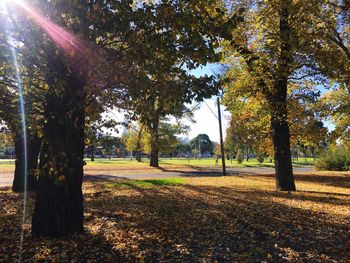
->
<box><xmin>83</xmin><ymin>157</ymin><xmax>315</xmax><ymax>167</ymax></box>
<box><xmin>0</xmin><ymin>157</ymin><xmax>315</xmax><ymax>168</ymax></box>
<box><xmin>0</xmin><ymin>159</ymin><xmax>15</xmax><ymax>166</ymax></box>
<box><xmin>105</xmin><ymin>178</ymin><xmax>185</xmax><ymax>189</ymax></box>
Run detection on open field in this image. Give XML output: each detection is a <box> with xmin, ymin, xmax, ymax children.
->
<box><xmin>0</xmin><ymin>170</ymin><xmax>349</xmax><ymax>262</ymax></box>
<box><xmin>0</xmin><ymin>159</ymin><xmax>314</xmax><ymax>187</ymax></box>
<box><xmin>0</xmin><ymin>157</ymin><xmax>315</xmax><ymax>167</ymax></box>
<box><xmin>84</xmin><ymin>157</ymin><xmax>315</xmax><ymax>168</ymax></box>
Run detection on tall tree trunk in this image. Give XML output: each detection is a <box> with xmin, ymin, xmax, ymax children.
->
<box><xmin>268</xmin><ymin>0</ymin><xmax>296</xmax><ymax>191</ymax></box>
<box><xmin>12</xmin><ymin>134</ymin><xmax>41</xmax><ymax>192</ymax></box>
<box><xmin>32</xmin><ymin>55</ymin><xmax>86</xmax><ymax>237</ymax></box>
<box><xmin>149</xmin><ymin>117</ymin><xmax>159</xmax><ymax>168</ymax></box>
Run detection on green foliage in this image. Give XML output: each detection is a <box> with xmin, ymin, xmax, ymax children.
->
<box><xmin>236</xmin><ymin>149</ymin><xmax>244</xmax><ymax>164</ymax></box>
<box><xmin>256</xmin><ymin>153</ymin><xmax>265</xmax><ymax>164</ymax></box>
<box><xmin>315</xmin><ymin>146</ymin><xmax>350</xmax><ymax>171</ymax></box>
<box><xmin>122</xmin><ymin>124</ymin><xmax>144</xmax><ymax>153</ymax></box>
<box><xmin>99</xmin><ymin>136</ymin><xmax>121</xmax><ymax>158</ymax></box>
<box><xmin>142</xmin><ymin>121</ymin><xmax>184</xmax><ymax>155</ymax></box>
<box><xmin>174</xmin><ymin>142</ymin><xmax>192</xmax><ymax>156</ymax></box>
<box><xmin>190</xmin><ymin>134</ymin><xmax>214</xmax><ymax>156</ymax></box>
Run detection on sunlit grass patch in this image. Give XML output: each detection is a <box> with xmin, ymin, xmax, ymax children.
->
<box><xmin>0</xmin><ymin>159</ymin><xmax>15</xmax><ymax>167</ymax></box>
<box><xmin>105</xmin><ymin>178</ymin><xmax>185</xmax><ymax>189</ymax></box>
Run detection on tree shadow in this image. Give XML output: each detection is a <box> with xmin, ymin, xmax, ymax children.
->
<box><xmin>0</xmin><ymin>191</ymin><xmax>133</xmax><ymax>263</ymax></box>
<box><xmin>83</xmin><ymin>184</ymin><xmax>349</xmax><ymax>262</ymax></box>
<box><xmin>2</xmin><ymin>181</ymin><xmax>348</xmax><ymax>262</ymax></box>
<box><xmin>254</xmin><ymin>173</ymin><xmax>350</xmax><ymax>188</ymax></box>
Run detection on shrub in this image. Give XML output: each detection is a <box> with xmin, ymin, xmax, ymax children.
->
<box><xmin>256</xmin><ymin>153</ymin><xmax>264</xmax><ymax>163</ymax></box>
<box><xmin>236</xmin><ymin>149</ymin><xmax>244</xmax><ymax>164</ymax></box>
<box><xmin>315</xmin><ymin>146</ymin><xmax>350</xmax><ymax>171</ymax></box>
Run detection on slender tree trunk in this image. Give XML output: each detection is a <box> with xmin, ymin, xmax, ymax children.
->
<box><xmin>32</xmin><ymin>56</ymin><xmax>86</xmax><ymax>237</ymax></box>
<box><xmin>90</xmin><ymin>139</ymin><xmax>95</xmax><ymax>162</ymax></box>
<box><xmin>136</xmin><ymin>127</ymin><xmax>143</xmax><ymax>162</ymax></box>
<box><xmin>245</xmin><ymin>144</ymin><xmax>249</xmax><ymax>161</ymax></box>
<box><xmin>149</xmin><ymin>117</ymin><xmax>159</xmax><ymax>168</ymax></box>
<box><xmin>12</xmin><ymin>134</ymin><xmax>41</xmax><ymax>192</ymax></box>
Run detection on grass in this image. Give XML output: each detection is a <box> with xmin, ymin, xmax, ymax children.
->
<box><xmin>0</xmin><ymin>171</ymin><xmax>349</xmax><ymax>262</ymax></box>
<box><xmin>0</xmin><ymin>159</ymin><xmax>15</xmax><ymax>166</ymax></box>
<box><xmin>105</xmin><ymin>178</ymin><xmax>185</xmax><ymax>189</ymax></box>
<box><xmin>0</xmin><ymin>157</ymin><xmax>315</xmax><ymax>169</ymax></box>
<box><xmin>83</xmin><ymin>157</ymin><xmax>315</xmax><ymax>168</ymax></box>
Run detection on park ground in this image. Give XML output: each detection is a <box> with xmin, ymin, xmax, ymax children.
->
<box><xmin>0</xmin><ymin>159</ymin><xmax>349</xmax><ymax>262</ymax></box>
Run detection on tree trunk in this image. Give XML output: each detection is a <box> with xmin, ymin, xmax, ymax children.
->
<box><xmin>149</xmin><ymin>117</ymin><xmax>159</xmax><ymax>168</ymax></box>
<box><xmin>270</xmin><ymin>105</ymin><xmax>295</xmax><ymax>191</ymax></box>
<box><xmin>136</xmin><ymin>150</ymin><xmax>141</xmax><ymax>162</ymax></box>
<box><xmin>90</xmin><ymin>139</ymin><xmax>95</xmax><ymax>162</ymax></box>
<box><xmin>268</xmin><ymin>0</ymin><xmax>296</xmax><ymax>191</ymax></box>
<box><xmin>12</xmin><ymin>134</ymin><xmax>41</xmax><ymax>192</ymax></box>
<box><xmin>32</xmin><ymin>55</ymin><xmax>86</xmax><ymax>237</ymax></box>
<box><xmin>245</xmin><ymin>144</ymin><xmax>249</xmax><ymax>161</ymax></box>
<box><xmin>136</xmin><ymin>128</ymin><xmax>143</xmax><ymax>162</ymax></box>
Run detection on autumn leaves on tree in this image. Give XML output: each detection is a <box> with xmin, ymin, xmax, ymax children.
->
<box><xmin>222</xmin><ymin>0</ymin><xmax>349</xmax><ymax>190</ymax></box>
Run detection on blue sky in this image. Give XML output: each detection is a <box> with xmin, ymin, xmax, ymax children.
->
<box><xmin>186</xmin><ymin>63</ymin><xmax>230</xmax><ymax>142</ymax></box>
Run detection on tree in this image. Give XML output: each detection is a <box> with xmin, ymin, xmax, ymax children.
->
<box><xmin>190</xmin><ymin>134</ymin><xmax>214</xmax><ymax>157</ymax></box>
<box><xmin>312</xmin><ymin>0</ymin><xmax>350</xmax><ymax>88</ymax></box>
<box><xmin>25</xmin><ymin>0</ymin><xmax>136</xmax><ymax>237</ymax></box>
<box><xmin>224</xmin><ymin>78</ymin><xmax>328</xmax><ymax>164</ymax></box>
<box><xmin>0</xmin><ymin>12</ymin><xmax>44</xmax><ymax>192</ymax></box>
<box><xmin>321</xmin><ymin>88</ymin><xmax>350</xmax><ymax>147</ymax></box>
<box><xmin>29</xmin><ymin>0</ymin><xmax>94</xmax><ymax>237</ymax></box>
<box><xmin>123</xmin><ymin>122</ymin><xmax>145</xmax><ymax>162</ymax></box>
<box><xmin>313</xmin><ymin>1</ymin><xmax>350</xmax><ymax>147</ymax></box>
<box><xmin>222</xmin><ymin>0</ymin><xmax>332</xmax><ymax>190</ymax></box>
<box><xmin>142</xmin><ymin>120</ymin><xmax>187</xmax><ymax>158</ymax></box>
<box><xmin>174</xmin><ymin>141</ymin><xmax>192</xmax><ymax>157</ymax></box>
<box><xmin>107</xmin><ymin>1</ymin><xmax>231</xmax><ymax>167</ymax></box>
<box><xmin>100</xmin><ymin>135</ymin><xmax>121</xmax><ymax>160</ymax></box>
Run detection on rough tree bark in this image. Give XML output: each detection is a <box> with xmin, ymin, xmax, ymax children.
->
<box><xmin>31</xmin><ymin>54</ymin><xmax>86</xmax><ymax>237</ymax></box>
<box><xmin>270</xmin><ymin>100</ymin><xmax>295</xmax><ymax>191</ymax></box>
<box><xmin>269</xmin><ymin>0</ymin><xmax>296</xmax><ymax>191</ymax></box>
<box><xmin>12</xmin><ymin>134</ymin><xmax>41</xmax><ymax>192</ymax></box>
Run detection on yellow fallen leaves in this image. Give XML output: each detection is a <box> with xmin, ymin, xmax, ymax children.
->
<box><xmin>0</xmin><ymin>171</ymin><xmax>349</xmax><ymax>262</ymax></box>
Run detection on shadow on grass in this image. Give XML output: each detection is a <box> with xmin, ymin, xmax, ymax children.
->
<box><xmin>0</xmin><ymin>192</ymin><xmax>131</xmax><ymax>262</ymax></box>
<box><xmin>254</xmin><ymin>173</ymin><xmax>350</xmax><ymax>189</ymax></box>
<box><xmin>1</xmin><ymin>182</ymin><xmax>349</xmax><ymax>262</ymax></box>
<box><xmin>83</xmin><ymin>184</ymin><xmax>349</xmax><ymax>262</ymax></box>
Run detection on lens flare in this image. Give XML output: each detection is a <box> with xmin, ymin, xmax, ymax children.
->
<box><xmin>1</xmin><ymin>1</ymin><xmax>28</xmax><ymax>262</ymax></box>
<box><xmin>14</xmin><ymin>0</ymin><xmax>93</xmax><ymax>62</ymax></box>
